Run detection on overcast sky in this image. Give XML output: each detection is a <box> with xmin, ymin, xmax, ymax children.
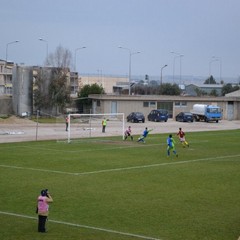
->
<box><xmin>1</xmin><ymin>0</ymin><xmax>240</xmax><ymax>80</ymax></box>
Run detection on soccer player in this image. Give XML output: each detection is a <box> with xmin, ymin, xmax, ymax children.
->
<box><xmin>167</xmin><ymin>134</ymin><xmax>178</xmax><ymax>157</ymax></box>
<box><xmin>124</xmin><ymin>126</ymin><xmax>133</xmax><ymax>140</ymax></box>
<box><xmin>177</xmin><ymin>127</ymin><xmax>189</xmax><ymax>147</ymax></box>
<box><xmin>137</xmin><ymin>127</ymin><xmax>152</xmax><ymax>143</ymax></box>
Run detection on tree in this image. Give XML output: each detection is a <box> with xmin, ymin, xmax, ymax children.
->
<box><xmin>33</xmin><ymin>69</ymin><xmax>50</xmax><ymax>110</ymax></box>
<box><xmin>210</xmin><ymin>89</ymin><xmax>218</xmax><ymax>96</ymax></box>
<box><xmin>222</xmin><ymin>83</ymin><xmax>240</xmax><ymax>95</ymax></box>
<box><xmin>47</xmin><ymin>45</ymin><xmax>72</xmax><ymax>113</ymax></box>
<box><xmin>195</xmin><ymin>88</ymin><xmax>207</xmax><ymax>97</ymax></box>
<box><xmin>47</xmin><ymin>45</ymin><xmax>72</xmax><ymax>70</ymax></box>
<box><xmin>149</xmin><ymin>80</ymin><xmax>158</xmax><ymax>86</ymax></box>
<box><xmin>34</xmin><ymin>67</ymin><xmax>72</xmax><ymax>114</ymax></box>
<box><xmin>34</xmin><ymin>45</ymin><xmax>73</xmax><ymax>114</ymax></box>
<box><xmin>138</xmin><ymin>80</ymin><xmax>144</xmax><ymax>85</ymax></box>
<box><xmin>49</xmin><ymin>68</ymin><xmax>71</xmax><ymax>113</ymax></box>
<box><xmin>76</xmin><ymin>83</ymin><xmax>105</xmax><ymax>113</ymax></box>
<box><xmin>131</xmin><ymin>84</ymin><xmax>146</xmax><ymax>95</ymax></box>
<box><xmin>159</xmin><ymin>83</ymin><xmax>181</xmax><ymax>95</ymax></box>
<box><xmin>131</xmin><ymin>83</ymin><xmax>181</xmax><ymax>96</ymax></box>
<box><xmin>204</xmin><ymin>75</ymin><xmax>217</xmax><ymax>84</ymax></box>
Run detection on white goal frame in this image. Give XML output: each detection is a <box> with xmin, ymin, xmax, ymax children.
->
<box><xmin>67</xmin><ymin>113</ymin><xmax>125</xmax><ymax>143</ymax></box>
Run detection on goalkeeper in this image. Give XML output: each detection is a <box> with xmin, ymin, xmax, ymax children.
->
<box><xmin>137</xmin><ymin>127</ymin><xmax>152</xmax><ymax>143</ymax></box>
<box><xmin>124</xmin><ymin>126</ymin><xmax>133</xmax><ymax>140</ymax></box>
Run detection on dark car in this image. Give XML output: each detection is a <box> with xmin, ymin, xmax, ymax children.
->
<box><xmin>127</xmin><ymin>112</ymin><xmax>145</xmax><ymax>123</ymax></box>
<box><xmin>147</xmin><ymin>109</ymin><xmax>168</xmax><ymax>122</ymax></box>
<box><xmin>175</xmin><ymin>112</ymin><xmax>194</xmax><ymax>122</ymax></box>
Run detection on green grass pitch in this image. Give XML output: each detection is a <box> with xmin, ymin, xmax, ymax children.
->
<box><xmin>0</xmin><ymin>130</ymin><xmax>239</xmax><ymax>240</ymax></box>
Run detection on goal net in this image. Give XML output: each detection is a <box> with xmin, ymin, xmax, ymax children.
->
<box><xmin>67</xmin><ymin>113</ymin><xmax>125</xmax><ymax>143</ymax></box>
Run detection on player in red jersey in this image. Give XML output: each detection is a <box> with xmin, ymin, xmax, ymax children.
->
<box><xmin>177</xmin><ymin>127</ymin><xmax>189</xmax><ymax>147</ymax></box>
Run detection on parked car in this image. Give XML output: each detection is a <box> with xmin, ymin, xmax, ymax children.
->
<box><xmin>175</xmin><ymin>112</ymin><xmax>194</xmax><ymax>122</ymax></box>
<box><xmin>147</xmin><ymin>109</ymin><xmax>168</xmax><ymax>122</ymax></box>
<box><xmin>127</xmin><ymin>112</ymin><xmax>145</xmax><ymax>123</ymax></box>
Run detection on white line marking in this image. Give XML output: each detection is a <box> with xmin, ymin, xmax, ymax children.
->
<box><xmin>0</xmin><ymin>211</ymin><xmax>161</xmax><ymax>240</ymax></box>
<box><xmin>0</xmin><ymin>164</ymin><xmax>77</xmax><ymax>175</ymax></box>
<box><xmin>0</xmin><ymin>154</ymin><xmax>239</xmax><ymax>176</ymax></box>
<box><xmin>0</xmin><ymin>140</ymin><xmax>210</xmax><ymax>154</ymax></box>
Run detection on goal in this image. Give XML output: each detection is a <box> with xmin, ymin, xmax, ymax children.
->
<box><xmin>67</xmin><ymin>113</ymin><xmax>125</xmax><ymax>143</ymax></box>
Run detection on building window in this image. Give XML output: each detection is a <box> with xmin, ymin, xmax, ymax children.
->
<box><xmin>143</xmin><ymin>101</ymin><xmax>156</xmax><ymax>107</ymax></box>
<box><xmin>97</xmin><ymin>100</ymin><xmax>100</xmax><ymax>107</ymax></box>
<box><xmin>149</xmin><ymin>101</ymin><xmax>156</xmax><ymax>107</ymax></box>
<box><xmin>175</xmin><ymin>102</ymin><xmax>180</xmax><ymax>106</ymax></box>
<box><xmin>143</xmin><ymin>102</ymin><xmax>149</xmax><ymax>107</ymax></box>
<box><xmin>175</xmin><ymin>101</ymin><xmax>187</xmax><ymax>107</ymax></box>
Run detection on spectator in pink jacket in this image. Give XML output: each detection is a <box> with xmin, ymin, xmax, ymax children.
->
<box><xmin>37</xmin><ymin>189</ymin><xmax>53</xmax><ymax>233</ymax></box>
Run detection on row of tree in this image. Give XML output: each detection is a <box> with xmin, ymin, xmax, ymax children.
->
<box><xmin>202</xmin><ymin>75</ymin><xmax>240</xmax><ymax>96</ymax></box>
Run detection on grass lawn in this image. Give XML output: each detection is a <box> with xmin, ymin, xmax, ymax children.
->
<box><xmin>0</xmin><ymin>130</ymin><xmax>239</xmax><ymax>240</ymax></box>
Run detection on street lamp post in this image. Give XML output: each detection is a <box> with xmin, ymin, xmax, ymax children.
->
<box><xmin>38</xmin><ymin>38</ymin><xmax>48</xmax><ymax>65</ymax></box>
<box><xmin>170</xmin><ymin>51</ymin><xmax>184</xmax><ymax>84</ymax></box>
<box><xmin>179</xmin><ymin>54</ymin><xmax>184</xmax><ymax>84</ymax></box>
<box><xmin>212</xmin><ymin>56</ymin><xmax>222</xmax><ymax>83</ymax></box>
<box><xmin>97</xmin><ymin>69</ymin><xmax>102</xmax><ymax>82</ymax></box>
<box><xmin>6</xmin><ymin>40</ymin><xmax>19</xmax><ymax>62</ymax></box>
<box><xmin>209</xmin><ymin>58</ymin><xmax>218</xmax><ymax>75</ymax></box>
<box><xmin>209</xmin><ymin>57</ymin><xmax>219</xmax><ymax>84</ymax></box>
<box><xmin>160</xmin><ymin>64</ymin><xmax>168</xmax><ymax>86</ymax></box>
<box><xmin>74</xmin><ymin>47</ymin><xmax>86</xmax><ymax>71</ymax></box>
<box><xmin>118</xmin><ymin>46</ymin><xmax>140</xmax><ymax>95</ymax></box>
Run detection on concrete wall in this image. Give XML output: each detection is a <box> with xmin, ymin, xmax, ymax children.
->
<box><xmin>12</xmin><ymin>66</ymin><xmax>33</xmax><ymax>116</ymax></box>
<box><xmin>90</xmin><ymin>94</ymin><xmax>240</xmax><ymax>120</ymax></box>
<box><xmin>0</xmin><ymin>97</ymin><xmax>13</xmax><ymax>115</ymax></box>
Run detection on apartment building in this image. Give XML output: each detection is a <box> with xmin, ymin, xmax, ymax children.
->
<box><xmin>0</xmin><ymin>59</ymin><xmax>14</xmax><ymax>96</ymax></box>
<box><xmin>79</xmin><ymin>75</ymin><xmax>128</xmax><ymax>94</ymax></box>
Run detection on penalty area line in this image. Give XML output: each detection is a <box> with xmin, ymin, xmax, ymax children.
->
<box><xmin>0</xmin><ymin>211</ymin><xmax>162</xmax><ymax>240</ymax></box>
<box><xmin>74</xmin><ymin>154</ymin><xmax>240</xmax><ymax>175</ymax></box>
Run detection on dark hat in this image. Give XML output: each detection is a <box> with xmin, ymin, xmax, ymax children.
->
<box><xmin>41</xmin><ymin>189</ymin><xmax>48</xmax><ymax>196</ymax></box>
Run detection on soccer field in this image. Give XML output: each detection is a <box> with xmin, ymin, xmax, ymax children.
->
<box><xmin>0</xmin><ymin>130</ymin><xmax>239</xmax><ymax>240</ymax></box>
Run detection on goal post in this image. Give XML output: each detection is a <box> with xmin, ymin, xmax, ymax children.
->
<box><xmin>67</xmin><ymin>113</ymin><xmax>125</xmax><ymax>143</ymax></box>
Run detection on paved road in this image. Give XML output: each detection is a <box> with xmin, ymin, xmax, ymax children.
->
<box><xmin>0</xmin><ymin>118</ymin><xmax>239</xmax><ymax>143</ymax></box>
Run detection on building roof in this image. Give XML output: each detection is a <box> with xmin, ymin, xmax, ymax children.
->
<box><xmin>89</xmin><ymin>94</ymin><xmax>239</xmax><ymax>102</ymax></box>
<box><xmin>225</xmin><ymin>89</ymin><xmax>240</xmax><ymax>97</ymax></box>
<box><xmin>186</xmin><ymin>83</ymin><xmax>223</xmax><ymax>88</ymax></box>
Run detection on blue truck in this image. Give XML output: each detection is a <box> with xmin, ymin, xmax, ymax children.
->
<box><xmin>191</xmin><ymin>104</ymin><xmax>222</xmax><ymax>123</ymax></box>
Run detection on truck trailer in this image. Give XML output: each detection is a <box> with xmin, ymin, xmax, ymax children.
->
<box><xmin>191</xmin><ymin>104</ymin><xmax>222</xmax><ymax>123</ymax></box>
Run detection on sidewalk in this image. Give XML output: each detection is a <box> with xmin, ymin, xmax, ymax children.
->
<box><xmin>0</xmin><ymin>118</ymin><xmax>239</xmax><ymax>143</ymax></box>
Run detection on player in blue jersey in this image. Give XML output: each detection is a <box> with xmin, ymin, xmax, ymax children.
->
<box><xmin>137</xmin><ymin>127</ymin><xmax>152</xmax><ymax>143</ymax></box>
<box><xmin>167</xmin><ymin>134</ymin><xmax>178</xmax><ymax>157</ymax></box>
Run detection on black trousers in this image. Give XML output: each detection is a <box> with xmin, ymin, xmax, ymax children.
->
<box><xmin>38</xmin><ymin>215</ymin><xmax>47</xmax><ymax>232</ymax></box>
<box><xmin>102</xmin><ymin>125</ymin><xmax>106</xmax><ymax>132</ymax></box>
